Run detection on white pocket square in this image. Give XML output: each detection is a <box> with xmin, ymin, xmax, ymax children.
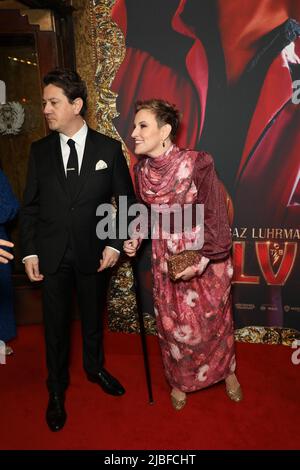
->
<box><xmin>95</xmin><ymin>160</ymin><xmax>108</xmax><ymax>171</ymax></box>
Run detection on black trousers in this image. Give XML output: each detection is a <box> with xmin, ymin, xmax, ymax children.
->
<box><xmin>42</xmin><ymin>244</ymin><xmax>108</xmax><ymax>394</ymax></box>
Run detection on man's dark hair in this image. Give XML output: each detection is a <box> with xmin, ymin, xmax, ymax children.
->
<box><xmin>43</xmin><ymin>68</ymin><xmax>88</xmax><ymax>116</ymax></box>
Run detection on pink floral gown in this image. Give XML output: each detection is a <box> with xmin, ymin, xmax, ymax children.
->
<box><xmin>136</xmin><ymin>146</ymin><xmax>236</xmax><ymax>392</ymax></box>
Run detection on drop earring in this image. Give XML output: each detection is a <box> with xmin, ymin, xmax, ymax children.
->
<box><xmin>162</xmin><ymin>141</ymin><xmax>165</xmax><ymax>148</ymax></box>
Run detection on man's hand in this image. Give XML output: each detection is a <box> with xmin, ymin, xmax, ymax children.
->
<box><xmin>24</xmin><ymin>256</ymin><xmax>44</xmax><ymax>282</ymax></box>
<box><xmin>0</xmin><ymin>239</ymin><xmax>14</xmax><ymax>264</ymax></box>
<box><xmin>98</xmin><ymin>246</ymin><xmax>120</xmax><ymax>272</ymax></box>
<box><xmin>123</xmin><ymin>239</ymin><xmax>139</xmax><ymax>257</ymax></box>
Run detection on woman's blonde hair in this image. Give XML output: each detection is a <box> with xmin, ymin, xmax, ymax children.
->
<box><xmin>135</xmin><ymin>99</ymin><xmax>181</xmax><ymax>142</ymax></box>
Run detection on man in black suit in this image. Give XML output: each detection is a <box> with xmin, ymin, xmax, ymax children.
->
<box><xmin>20</xmin><ymin>69</ymin><xmax>136</xmax><ymax>432</ymax></box>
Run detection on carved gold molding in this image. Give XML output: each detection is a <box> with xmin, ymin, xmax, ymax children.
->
<box><xmin>89</xmin><ymin>1</ymin><xmax>124</xmax><ymax>139</ymax></box>
<box><xmin>20</xmin><ymin>9</ymin><xmax>55</xmax><ymax>32</ymax></box>
<box><xmin>235</xmin><ymin>326</ymin><xmax>300</xmax><ymax>346</ymax></box>
<box><xmin>0</xmin><ymin>1</ymin><xmax>26</xmax><ymax>8</ymax></box>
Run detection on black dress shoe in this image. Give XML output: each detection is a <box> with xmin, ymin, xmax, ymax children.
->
<box><xmin>87</xmin><ymin>368</ymin><xmax>125</xmax><ymax>396</ymax></box>
<box><xmin>46</xmin><ymin>392</ymin><xmax>67</xmax><ymax>432</ymax></box>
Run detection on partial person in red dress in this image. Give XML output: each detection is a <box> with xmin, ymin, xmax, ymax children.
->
<box><xmin>124</xmin><ymin>99</ymin><xmax>243</xmax><ymax>410</ymax></box>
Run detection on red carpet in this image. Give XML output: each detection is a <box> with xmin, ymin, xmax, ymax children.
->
<box><xmin>0</xmin><ymin>320</ymin><xmax>299</xmax><ymax>450</ymax></box>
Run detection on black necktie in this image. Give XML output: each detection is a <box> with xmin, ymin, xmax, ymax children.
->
<box><xmin>66</xmin><ymin>139</ymin><xmax>79</xmax><ymax>198</ymax></box>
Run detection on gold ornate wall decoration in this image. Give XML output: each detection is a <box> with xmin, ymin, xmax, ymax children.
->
<box><xmin>88</xmin><ymin>0</ymin><xmax>156</xmax><ymax>335</ymax></box>
<box><xmin>20</xmin><ymin>9</ymin><xmax>55</xmax><ymax>32</ymax></box>
<box><xmin>90</xmin><ymin>0</ymin><xmax>125</xmax><ymax>141</ymax></box>
<box><xmin>235</xmin><ymin>326</ymin><xmax>300</xmax><ymax>346</ymax></box>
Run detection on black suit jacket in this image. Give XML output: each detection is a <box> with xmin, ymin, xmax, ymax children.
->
<box><xmin>20</xmin><ymin>128</ymin><xmax>136</xmax><ymax>274</ymax></box>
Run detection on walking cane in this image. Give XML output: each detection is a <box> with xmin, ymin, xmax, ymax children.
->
<box><xmin>131</xmin><ymin>257</ymin><xmax>154</xmax><ymax>404</ymax></box>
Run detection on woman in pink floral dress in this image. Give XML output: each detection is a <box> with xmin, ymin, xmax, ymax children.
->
<box><xmin>124</xmin><ymin>99</ymin><xmax>242</xmax><ymax>410</ymax></box>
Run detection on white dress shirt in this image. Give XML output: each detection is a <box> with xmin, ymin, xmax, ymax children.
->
<box><xmin>60</xmin><ymin>121</ymin><xmax>88</xmax><ymax>175</ymax></box>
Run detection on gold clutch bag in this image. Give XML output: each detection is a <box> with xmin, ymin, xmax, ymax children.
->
<box><xmin>167</xmin><ymin>250</ymin><xmax>201</xmax><ymax>281</ymax></box>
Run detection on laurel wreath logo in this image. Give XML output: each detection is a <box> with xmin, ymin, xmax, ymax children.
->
<box><xmin>0</xmin><ymin>101</ymin><xmax>25</xmax><ymax>135</ymax></box>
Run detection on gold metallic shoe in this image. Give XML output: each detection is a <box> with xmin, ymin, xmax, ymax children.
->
<box><xmin>226</xmin><ymin>384</ymin><xmax>243</xmax><ymax>402</ymax></box>
<box><xmin>170</xmin><ymin>392</ymin><xmax>187</xmax><ymax>411</ymax></box>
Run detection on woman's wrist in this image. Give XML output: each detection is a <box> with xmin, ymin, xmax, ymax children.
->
<box><xmin>193</xmin><ymin>256</ymin><xmax>210</xmax><ymax>276</ymax></box>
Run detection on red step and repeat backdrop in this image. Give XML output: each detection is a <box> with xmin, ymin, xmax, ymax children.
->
<box><xmin>109</xmin><ymin>0</ymin><xmax>300</xmax><ymax>332</ymax></box>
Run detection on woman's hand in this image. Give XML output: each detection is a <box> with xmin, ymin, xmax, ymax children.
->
<box><xmin>174</xmin><ymin>266</ymin><xmax>196</xmax><ymax>281</ymax></box>
<box><xmin>0</xmin><ymin>239</ymin><xmax>14</xmax><ymax>264</ymax></box>
<box><xmin>175</xmin><ymin>256</ymin><xmax>210</xmax><ymax>281</ymax></box>
<box><xmin>123</xmin><ymin>239</ymin><xmax>139</xmax><ymax>257</ymax></box>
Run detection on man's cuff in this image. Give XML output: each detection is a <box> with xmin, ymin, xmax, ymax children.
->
<box><xmin>106</xmin><ymin>246</ymin><xmax>120</xmax><ymax>255</ymax></box>
<box><xmin>22</xmin><ymin>255</ymin><xmax>38</xmax><ymax>263</ymax></box>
